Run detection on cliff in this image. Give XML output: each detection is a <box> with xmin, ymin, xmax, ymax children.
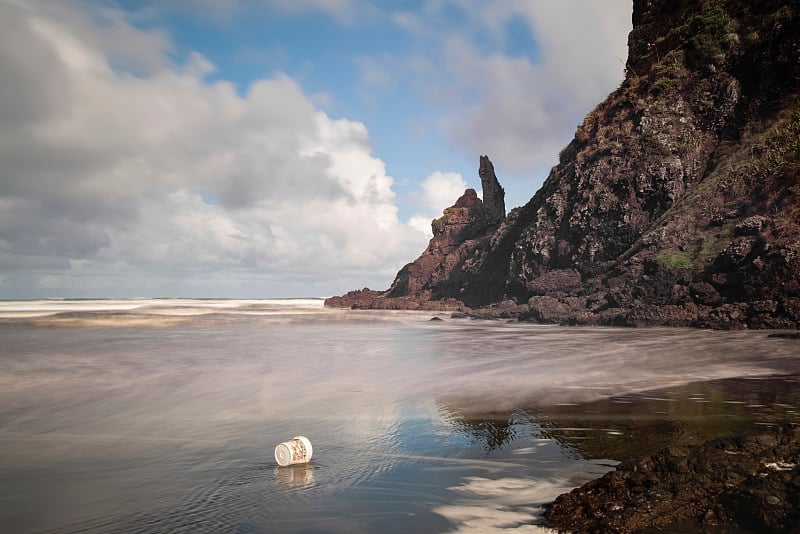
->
<box><xmin>327</xmin><ymin>0</ymin><xmax>800</xmax><ymax>329</ymax></box>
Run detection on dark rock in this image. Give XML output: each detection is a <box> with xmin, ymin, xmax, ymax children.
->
<box><xmin>769</xmin><ymin>332</ymin><xmax>800</xmax><ymax>339</ymax></box>
<box><xmin>525</xmin><ymin>269</ymin><xmax>582</xmax><ymax>296</ymax></box>
<box><xmin>478</xmin><ymin>155</ymin><xmax>505</xmax><ymax>226</ymax></box>
<box><xmin>324</xmin><ymin>288</ymin><xmax>384</xmax><ymax>309</ymax></box>
<box><xmin>525</xmin><ymin>296</ymin><xmax>584</xmax><ymax>324</ymax></box>
<box><xmin>429</xmin><ymin>316</ymin><xmax>444</xmax><ymax>322</ymax></box>
<box><xmin>323</xmin><ymin>287</ymin><xmax>463</xmax><ymax>311</ymax></box>
<box><xmin>735</xmin><ymin>215</ymin><xmax>770</xmax><ymax>236</ymax></box>
<box><xmin>782</xmin><ymin>299</ymin><xmax>800</xmax><ymax>323</ymax></box>
<box><xmin>544</xmin><ymin>425</ymin><xmax>800</xmax><ymax>533</ymax></box>
<box><xmin>689</xmin><ymin>281</ymin><xmax>723</xmax><ymax>306</ymax></box>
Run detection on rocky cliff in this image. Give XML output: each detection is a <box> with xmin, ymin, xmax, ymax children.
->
<box><xmin>327</xmin><ymin>0</ymin><xmax>800</xmax><ymax>329</ymax></box>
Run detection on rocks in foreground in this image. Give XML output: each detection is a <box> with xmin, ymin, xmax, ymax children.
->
<box><xmin>544</xmin><ymin>425</ymin><xmax>800</xmax><ymax>533</ymax></box>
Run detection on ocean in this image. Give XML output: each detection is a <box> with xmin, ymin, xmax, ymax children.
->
<box><xmin>1</xmin><ymin>298</ymin><xmax>798</xmax><ymax>533</ymax></box>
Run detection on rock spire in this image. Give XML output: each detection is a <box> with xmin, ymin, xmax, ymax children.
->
<box><xmin>478</xmin><ymin>155</ymin><xmax>505</xmax><ymax>226</ymax></box>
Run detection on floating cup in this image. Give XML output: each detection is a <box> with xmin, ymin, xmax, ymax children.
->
<box><xmin>275</xmin><ymin>436</ymin><xmax>313</xmax><ymax>467</ymax></box>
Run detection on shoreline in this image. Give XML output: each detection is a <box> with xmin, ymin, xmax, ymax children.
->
<box><xmin>325</xmin><ymin>290</ymin><xmax>800</xmax><ymax>331</ymax></box>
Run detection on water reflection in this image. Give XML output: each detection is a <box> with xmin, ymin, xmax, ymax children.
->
<box><xmin>274</xmin><ymin>464</ymin><xmax>316</xmax><ymax>489</ymax></box>
<box><xmin>438</xmin><ymin>405</ymin><xmax>519</xmax><ymax>452</ymax></box>
<box><xmin>437</xmin><ymin>374</ymin><xmax>800</xmax><ymax>462</ymax></box>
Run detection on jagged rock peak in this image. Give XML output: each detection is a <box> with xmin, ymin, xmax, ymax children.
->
<box><xmin>453</xmin><ymin>188</ymin><xmax>481</xmax><ymax>209</ymax></box>
<box><xmin>478</xmin><ymin>155</ymin><xmax>505</xmax><ymax>225</ymax></box>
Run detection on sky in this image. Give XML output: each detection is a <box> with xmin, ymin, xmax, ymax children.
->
<box><xmin>0</xmin><ymin>0</ymin><xmax>632</xmax><ymax>299</ymax></box>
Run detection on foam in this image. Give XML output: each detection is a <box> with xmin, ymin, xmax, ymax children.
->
<box><xmin>0</xmin><ymin>298</ymin><xmax>326</xmax><ymax>318</ymax></box>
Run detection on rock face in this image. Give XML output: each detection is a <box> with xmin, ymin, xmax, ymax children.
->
<box><xmin>395</xmin><ymin>154</ymin><xmax>505</xmax><ymax>300</ymax></box>
<box><xmin>478</xmin><ymin>155</ymin><xmax>505</xmax><ymax>226</ymax></box>
<box><xmin>327</xmin><ymin>157</ymin><xmax>506</xmax><ymax>310</ymax></box>
<box><xmin>385</xmin><ymin>188</ymin><xmax>492</xmax><ymax>299</ymax></box>
<box><xmin>544</xmin><ymin>425</ymin><xmax>800</xmax><ymax>533</ymax></box>
<box><xmin>326</xmin><ymin>0</ymin><xmax>800</xmax><ymax>329</ymax></box>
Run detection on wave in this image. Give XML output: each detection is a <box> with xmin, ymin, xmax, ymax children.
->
<box><xmin>0</xmin><ymin>298</ymin><xmax>327</xmax><ymax>320</ymax></box>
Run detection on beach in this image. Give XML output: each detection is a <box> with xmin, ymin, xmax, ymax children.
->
<box><xmin>1</xmin><ymin>299</ymin><xmax>798</xmax><ymax>532</ymax></box>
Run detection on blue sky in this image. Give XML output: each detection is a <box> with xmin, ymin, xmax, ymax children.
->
<box><xmin>0</xmin><ymin>0</ymin><xmax>631</xmax><ymax>298</ymax></box>
<box><xmin>127</xmin><ymin>0</ymin><xmax>548</xmax><ymax>212</ymax></box>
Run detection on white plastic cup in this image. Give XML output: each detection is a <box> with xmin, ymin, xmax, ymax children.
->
<box><xmin>274</xmin><ymin>436</ymin><xmax>313</xmax><ymax>467</ymax></box>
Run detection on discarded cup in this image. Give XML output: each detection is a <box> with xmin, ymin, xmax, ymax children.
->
<box><xmin>274</xmin><ymin>436</ymin><xmax>313</xmax><ymax>467</ymax></box>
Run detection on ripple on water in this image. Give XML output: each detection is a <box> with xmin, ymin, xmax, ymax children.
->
<box><xmin>4</xmin><ymin>311</ymin><xmax>800</xmax><ymax>533</ymax></box>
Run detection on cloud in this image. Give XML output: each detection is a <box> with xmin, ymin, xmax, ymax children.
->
<box><xmin>377</xmin><ymin>0</ymin><xmax>632</xmax><ymax>172</ymax></box>
<box><xmin>439</xmin><ymin>36</ymin><xmax>570</xmax><ymax>171</ymax></box>
<box><xmin>0</xmin><ymin>1</ymin><xmax>426</xmax><ymax>297</ymax></box>
<box><xmin>420</xmin><ymin>171</ymin><xmax>468</xmax><ymax>214</ymax></box>
<box><xmin>407</xmin><ymin>214</ymin><xmax>435</xmax><ymax>238</ymax></box>
<box><xmin>401</xmin><ymin>171</ymin><xmax>469</xmax><ymax>240</ymax></box>
<box><xmin>0</xmin><ymin>0</ymin><xmax>633</xmax><ymax>298</ymax></box>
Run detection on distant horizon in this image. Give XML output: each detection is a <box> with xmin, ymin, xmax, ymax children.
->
<box><xmin>0</xmin><ymin>1</ymin><xmax>631</xmax><ymax>300</ymax></box>
<box><xmin>0</xmin><ymin>296</ymin><xmax>330</xmax><ymax>301</ymax></box>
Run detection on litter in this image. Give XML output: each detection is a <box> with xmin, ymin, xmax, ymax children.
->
<box><xmin>275</xmin><ymin>436</ymin><xmax>313</xmax><ymax>466</ymax></box>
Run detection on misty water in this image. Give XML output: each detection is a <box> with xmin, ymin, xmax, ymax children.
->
<box><xmin>1</xmin><ymin>299</ymin><xmax>799</xmax><ymax>533</ymax></box>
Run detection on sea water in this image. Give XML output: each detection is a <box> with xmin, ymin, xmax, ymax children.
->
<box><xmin>0</xmin><ymin>299</ymin><xmax>798</xmax><ymax>533</ymax></box>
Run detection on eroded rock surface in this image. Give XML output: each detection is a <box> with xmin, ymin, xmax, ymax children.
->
<box><xmin>544</xmin><ymin>426</ymin><xmax>800</xmax><ymax>533</ymax></box>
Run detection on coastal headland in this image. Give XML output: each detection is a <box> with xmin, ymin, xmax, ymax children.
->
<box><xmin>327</xmin><ymin>0</ymin><xmax>800</xmax><ymax>331</ymax></box>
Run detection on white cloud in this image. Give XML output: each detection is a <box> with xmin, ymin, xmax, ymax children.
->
<box><xmin>0</xmin><ymin>1</ymin><xmax>427</xmax><ymax>297</ymax></box>
<box><xmin>407</xmin><ymin>214</ymin><xmax>435</xmax><ymax>238</ymax></box>
<box><xmin>420</xmin><ymin>171</ymin><xmax>468</xmax><ymax>214</ymax></box>
<box><xmin>380</xmin><ymin>0</ymin><xmax>632</xmax><ymax>172</ymax></box>
<box><xmin>402</xmin><ymin>171</ymin><xmax>469</xmax><ymax>240</ymax></box>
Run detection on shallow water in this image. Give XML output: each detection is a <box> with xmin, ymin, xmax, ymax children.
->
<box><xmin>0</xmin><ymin>299</ymin><xmax>798</xmax><ymax>533</ymax></box>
